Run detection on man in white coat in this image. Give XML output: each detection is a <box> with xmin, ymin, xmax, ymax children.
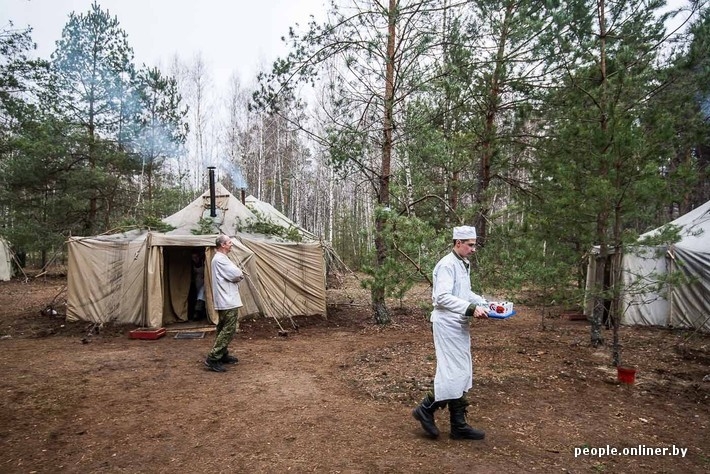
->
<box><xmin>204</xmin><ymin>234</ymin><xmax>244</xmax><ymax>373</ymax></box>
<box><xmin>412</xmin><ymin>225</ymin><xmax>489</xmax><ymax>440</ymax></box>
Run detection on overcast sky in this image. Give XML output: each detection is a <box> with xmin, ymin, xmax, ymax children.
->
<box><xmin>1</xmin><ymin>0</ymin><xmax>699</xmax><ymax>96</ymax></box>
<box><xmin>1</xmin><ymin>0</ymin><xmax>327</xmax><ymax>89</ymax></box>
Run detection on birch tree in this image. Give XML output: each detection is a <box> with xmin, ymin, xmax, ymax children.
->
<box><xmin>255</xmin><ymin>0</ymin><xmax>447</xmax><ymax>324</ymax></box>
<box><xmin>180</xmin><ymin>53</ymin><xmax>214</xmax><ymax>191</ymax></box>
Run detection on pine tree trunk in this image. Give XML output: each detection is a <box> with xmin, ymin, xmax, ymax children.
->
<box><xmin>590</xmin><ymin>250</ymin><xmax>606</xmax><ymax>348</ymax></box>
<box><xmin>591</xmin><ymin>0</ymin><xmax>610</xmax><ymax>349</ymax></box>
<box><xmin>475</xmin><ymin>2</ymin><xmax>512</xmax><ymax>247</ymax></box>
<box><xmin>370</xmin><ymin>0</ymin><xmax>397</xmax><ymax>325</ymax></box>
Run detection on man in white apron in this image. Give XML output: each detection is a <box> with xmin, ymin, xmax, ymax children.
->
<box><xmin>412</xmin><ymin>225</ymin><xmax>489</xmax><ymax>440</ymax></box>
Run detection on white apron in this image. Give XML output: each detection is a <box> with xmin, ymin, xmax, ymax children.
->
<box><xmin>430</xmin><ymin>252</ymin><xmax>486</xmax><ymax>401</ymax></box>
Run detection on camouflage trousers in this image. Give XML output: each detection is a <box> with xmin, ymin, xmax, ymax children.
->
<box><xmin>207</xmin><ymin>307</ymin><xmax>239</xmax><ymax>361</ymax></box>
<box><xmin>424</xmin><ymin>388</ymin><xmax>468</xmax><ymax>410</ymax></box>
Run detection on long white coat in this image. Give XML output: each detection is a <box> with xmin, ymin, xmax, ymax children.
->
<box><xmin>211</xmin><ymin>252</ymin><xmax>244</xmax><ymax>310</ymax></box>
<box><xmin>430</xmin><ymin>251</ymin><xmax>487</xmax><ymax>401</ymax></box>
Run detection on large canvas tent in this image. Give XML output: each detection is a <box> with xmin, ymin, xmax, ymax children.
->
<box><xmin>67</xmin><ymin>183</ymin><xmax>327</xmax><ymax>328</ymax></box>
<box><xmin>585</xmin><ymin>200</ymin><xmax>710</xmax><ymax>333</ymax></box>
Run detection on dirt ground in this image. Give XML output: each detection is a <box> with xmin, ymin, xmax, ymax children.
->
<box><xmin>0</xmin><ymin>274</ymin><xmax>708</xmax><ymax>474</ymax></box>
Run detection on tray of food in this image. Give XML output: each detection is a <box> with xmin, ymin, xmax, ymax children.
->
<box><xmin>486</xmin><ymin>302</ymin><xmax>515</xmax><ymax>319</ymax></box>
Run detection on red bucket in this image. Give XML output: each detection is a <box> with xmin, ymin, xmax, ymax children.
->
<box><xmin>617</xmin><ymin>366</ymin><xmax>637</xmax><ymax>384</ymax></box>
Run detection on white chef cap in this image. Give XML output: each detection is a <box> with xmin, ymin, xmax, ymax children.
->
<box><xmin>453</xmin><ymin>226</ymin><xmax>477</xmax><ymax>240</ymax></box>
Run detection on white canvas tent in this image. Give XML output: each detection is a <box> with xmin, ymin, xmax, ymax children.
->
<box><xmin>0</xmin><ymin>238</ymin><xmax>13</xmax><ymax>281</ymax></box>
<box><xmin>66</xmin><ymin>183</ymin><xmax>327</xmax><ymax>328</ymax></box>
<box><xmin>585</xmin><ymin>200</ymin><xmax>710</xmax><ymax>332</ymax></box>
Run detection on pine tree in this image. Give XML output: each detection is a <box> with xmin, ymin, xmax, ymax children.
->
<box><xmin>133</xmin><ymin>66</ymin><xmax>189</xmax><ymax>214</ymax></box>
<box><xmin>535</xmin><ymin>0</ymin><xmax>681</xmax><ymax>359</ymax></box>
<box><xmin>48</xmin><ymin>1</ymin><xmax>137</xmax><ymax>234</ymax></box>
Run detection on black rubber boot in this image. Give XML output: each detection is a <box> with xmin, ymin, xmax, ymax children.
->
<box><xmin>449</xmin><ymin>398</ymin><xmax>485</xmax><ymax>440</ymax></box>
<box><xmin>221</xmin><ymin>353</ymin><xmax>238</xmax><ymax>364</ymax></box>
<box><xmin>412</xmin><ymin>394</ymin><xmax>445</xmax><ymax>438</ymax></box>
<box><xmin>204</xmin><ymin>358</ymin><xmax>226</xmax><ymax>372</ymax></box>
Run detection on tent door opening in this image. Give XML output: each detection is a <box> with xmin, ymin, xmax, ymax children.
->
<box><xmin>162</xmin><ymin>246</ymin><xmax>207</xmax><ymax>325</ymax></box>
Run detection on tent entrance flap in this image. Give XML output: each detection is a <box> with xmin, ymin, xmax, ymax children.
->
<box><xmin>162</xmin><ymin>246</ymin><xmax>207</xmax><ymax>325</ymax></box>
